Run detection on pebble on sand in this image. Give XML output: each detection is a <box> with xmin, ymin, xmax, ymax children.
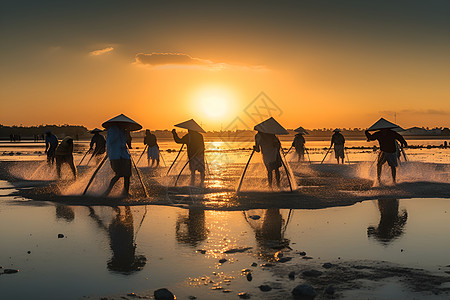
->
<box><xmin>322</xmin><ymin>262</ymin><xmax>334</xmax><ymax>269</ymax></box>
<box><xmin>196</xmin><ymin>249</ymin><xmax>206</xmax><ymax>254</ymax></box>
<box><xmin>3</xmin><ymin>269</ymin><xmax>19</xmax><ymax>274</ymax></box>
<box><xmin>259</xmin><ymin>285</ymin><xmax>272</xmax><ymax>292</ymax></box>
<box><xmin>154</xmin><ymin>288</ymin><xmax>175</xmax><ymax>300</ymax></box>
<box><xmin>224</xmin><ymin>247</ymin><xmax>252</xmax><ymax>254</ymax></box>
<box><xmin>219</xmin><ymin>258</ymin><xmax>228</xmax><ymax>264</ymax></box>
<box><xmin>58</xmin><ymin>234</ymin><xmax>64</xmax><ymax>238</ymax></box>
<box><xmin>246</xmin><ymin>273</ymin><xmax>252</xmax><ymax>281</ymax></box>
<box><xmin>299</xmin><ymin>251</ymin><xmax>307</xmax><ymax>256</ymax></box>
<box><xmin>277</xmin><ymin>257</ymin><xmax>292</xmax><ymax>263</ymax></box>
<box><xmin>238</xmin><ymin>292</ymin><xmax>251</xmax><ymax>299</ymax></box>
<box><xmin>292</xmin><ymin>284</ymin><xmax>316</xmax><ymax>298</ymax></box>
<box><xmin>288</xmin><ymin>271</ymin><xmax>295</xmax><ymax>279</ymax></box>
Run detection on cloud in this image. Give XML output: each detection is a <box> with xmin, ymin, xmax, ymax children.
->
<box><xmin>135</xmin><ymin>52</ymin><xmax>211</xmax><ymax>66</ymax></box>
<box><xmin>89</xmin><ymin>47</ymin><xmax>114</xmax><ymax>56</ymax></box>
<box><xmin>134</xmin><ymin>52</ymin><xmax>267</xmax><ymax>71</ymax></box>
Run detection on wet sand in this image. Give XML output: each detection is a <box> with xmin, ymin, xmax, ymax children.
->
<box><xmin>1</xmin><ymin>158</ymin><xmax>450</xmax><ymax>299</ymax></box>
<box><xmin>1</xmin><ymin>161</ymin><xmax>449</xmax><ymax>210</ymax></box>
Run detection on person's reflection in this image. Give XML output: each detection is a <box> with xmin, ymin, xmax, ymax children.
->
<box><xmin>250</xmin><ymin>209</ymin><xmax>290</xmax><ymax>260</ymax></box>
<box><xmin>175</xmin><ymin>206</ymin><xmax>208</xmax><ymax>247</ymax></box>
<box><xmin>367</xmin><ymin>199</ymin><xmax>408</xmax><ymax>244</ymax></box>
<box><xmin>55</xmin><ymin>204</ymin><xmax>75</xmax><ymax>222</ymax></box>
<box><xmin>88</xmin><ymin>206</ymin><xmax>146</xmax><ymax>274</ymax></box>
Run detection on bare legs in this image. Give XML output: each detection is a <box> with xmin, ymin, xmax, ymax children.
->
<box><xmin>104</xmin><ymin>176</ymin><xmax>130</xmax><ymax>197</ymax></box>
<box><xmin>267</xmin><ymin>168</ymin><xmax>281</xmax><ymax>188</ymax></box>
<box><xmin>190</xmin><ymin>170</ymin><xmax>205</xmax><ymax>187</ymax></box>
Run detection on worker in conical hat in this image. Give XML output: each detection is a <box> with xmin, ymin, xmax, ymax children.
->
<box><xmin>102</xmin><ymin>114</ymin><xmax>142</xmax><ymax>197</ymax></box>
<box><xmin>292</xmin><ymin>127</ymin><xmax>307</xmax><ymax>162</ymax></box>
<box><xmin>45</xmin><ymin>130</ymin><xmax>58</xmax><ymax>165</ymax></box>
<box><xmin>172</xmin><ymin>119</ymin><xmax>205</xmax><ymax>187</ymax></box>
<box><xmin>89</xmin><ymin>128</ymin><xmax>106</xmax><ymax>163</ymax></box>
<box><xmin>144</xmin><ymin>129</ymin><xmax>159</xmax><ymax>167</ymax></box>
<box><xmin>330</xmin><ymin>129</ymin><xmax>345</xmax><ymax>164</ymax></box>
<box><xmin>253</xmin><ymin>118</ymin><xmax>288</xmax><ymax>189</ymax></box>
<box><xmin>365</xmin><ymin>119</ymin><xmax>407</xmax><ymax>184</ymax></box>
<box><xmin>55</xmin><ymin>136</ymin><xmax>77</xmax><ymax>179</ymax></box>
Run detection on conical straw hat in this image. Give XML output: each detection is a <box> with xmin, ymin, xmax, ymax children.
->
<box><xmin>174</xmin><ymin>119</ymin><xmax>206</xmax><ymax>133</ymax></box>
<box><xmin>333</xmin><ymin>128</ymin><xmax>341</xmax><ymax>132</ymax></box>
<box><xmin>294</xmin><ymin>126</ymin><xmax>308</xmax><ymax>134</ymax></box>
<box><xmin>254</xmin><ymin>117</ymin><xmax>289</xmax><ymax>135</ymax></box>
<box><xmin>102</xmin><ymin>114</ymin><xmax>142</xmax><ymax>131</ymax></box>
<box><xmin>90</xmin><ymin>128</ymin><xmax>103</xmax><ymax>133</ymax></box>
<box><xmin>367</xmin><ymin>118</ymin><xmax>401</xmax><ymax>131</ymax></box>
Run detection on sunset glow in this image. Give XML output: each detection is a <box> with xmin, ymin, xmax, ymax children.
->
<box><xmin>0</xmin><ymin>1</ymin><xmax>448</xmax><ymax>130</ymax></box>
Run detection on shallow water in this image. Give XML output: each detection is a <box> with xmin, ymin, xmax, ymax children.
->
<box><xmin>1</xmin><ymin>140</ymin><xmax>449</xmax><ymax>299</ymax></box>
<box><xmin>1</xmin><ymin>180</ymin><xmax>449</xmax><ymax>299</ymax></box>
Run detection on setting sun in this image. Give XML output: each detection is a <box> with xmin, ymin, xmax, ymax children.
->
<box><xmin>193</xmin><ymin>86</ymin><xmax>237</xmax><ymax>122</ymax></box>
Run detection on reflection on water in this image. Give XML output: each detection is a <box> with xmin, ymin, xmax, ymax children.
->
<box><xmin>1</xmin><ymin>191</ymin><xmax>450</xmax><ymax>299</ymax></box>
<box><xmin>55</xmin><ymin>204</ymin><xmax>75</xmax><ymax>222</ymax></box>
<box><xmin>176</xmin><ymin>206</ymin><xmax>209</xmax><ymax>246</ymax></box>
<box><xmin>367</xmin><ymin>199</ymin><xmax>408</xmax><ymax>245</ymax></box>
<box><xmin>246</xmin><ymin>209</ymin><xmax>290</xmax><ymax>260</ymax></box>
<box><xmin>88</xmin><ymin>206</ymin><xmax>147</xmax><ymax>274</ymax></box>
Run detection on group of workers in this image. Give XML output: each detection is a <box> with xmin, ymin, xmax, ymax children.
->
<box><xmin>45</xmin><ymin>114</ymin><xmax>407</xmax><ymax>197</ymax></box>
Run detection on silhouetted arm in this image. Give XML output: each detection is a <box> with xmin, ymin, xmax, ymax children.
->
<box><xmin>365</xmin><ymin>130</ymin><xmax>376</xmax><ymax>141</ymax></box>
<box><xmin>172</xmin><ymin>130</ymin><xmax>189</xmax><ymax>144</ymax></box>
<box><xmin>394</xmin><ymin>132</ymin><xmax>408</xmax><ymax>147</ymax></box>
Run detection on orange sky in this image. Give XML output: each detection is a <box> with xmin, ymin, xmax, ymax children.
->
<box><xmin>1</xmin><ymin>1</ymin><xmax>449</xmax><ymax>131</ymax></box>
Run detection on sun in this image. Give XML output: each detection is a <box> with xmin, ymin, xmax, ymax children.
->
<box><xmin>194</xmin><ymin>86</ymin><xmax>235</xmax><ymax>120</ymax></box>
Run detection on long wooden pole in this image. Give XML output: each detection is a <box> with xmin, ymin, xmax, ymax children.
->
<box><xmin>286</xmin><ymin>146</ymin><xmax>293</xmax><ymax>154</ymax></box>
<box><xmin>305</xmin><ymin>148</ymin><xmax>312</xmax><ymax>164</ymax></box>
<box><xmin>77</xmin><ymin>149</ymin><xmax>90</xmax><ymax>166</ymax></box>
<box><xmin>320</xmin><ymin>146</ymin><xmax>332</xmax><ymax>164</ymax></box>
<box><xmin>128</xmin><ymin>145</ymin><xmax>149</xmax><ymax>198</ymax></box>
<box><xmin>344</xmin><ymin>147</ymin><xmax>351</xmax><ymax>164</ymax></box>
<box><xmin>236</xmin><ymin>149</ymin><xmax>255</xmax><ymax>193</ymax></box>
<box><xmin>174</xmin><ymin>150</ymin><xmax>202</xmax><ymax>186</ymax></box>
<box><xmin>82</xmin><ymin>155</ymin><xmax>108</xmax><ymax>195</ymax></box>
<box><xmin>136</xmin><ymin>145</ymin><xmax>148</xmax><ymax>166</ymax></box>
<box><xmin>167</xmin><ymin>144</ymin><xmax>184</xmax><ymax>175</ymax></box>
<box><xmin>280</xmin><ymin>149</ymin><xmax>293</xmax><ymax>192</ymax></box>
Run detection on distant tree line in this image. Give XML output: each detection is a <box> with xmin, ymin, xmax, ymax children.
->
<box><xmin>1</xmin><ymin>124</ymin><xmax>449</xmax><ymax>141</ymax></box>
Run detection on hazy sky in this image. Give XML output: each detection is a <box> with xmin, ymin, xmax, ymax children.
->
<box><xmin>1</xmin><ymin>0</ymin><xmax>449</xmax><ymax>130</ymax></box>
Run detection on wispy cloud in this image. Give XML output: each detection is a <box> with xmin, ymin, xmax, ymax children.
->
<box><xmin>134</xmin><ymin>52</ymin><xmax>267</xmax><ymax>71</ymax></box>
<box><xmin>89</xmin><ymin>47</ymin><xmax>114</xmax><ymax>56</ymax></box>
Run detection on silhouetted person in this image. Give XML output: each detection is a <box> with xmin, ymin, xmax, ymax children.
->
<box><xmin>45</xmin><ymin>131</ymin><xmax>58</xmax><ymax>165</ymax></box>
<box><xmin>254</xmin><ymin>131</ymin><xmax>282</xmax><ymax>188</ymax></box>
<box><xmin>367</xmin><ymin>199</ymin><xmax>408</xmax><ymax>244</ymax></box>
<box><xmin>89</xmin><ymin>129</ymin><xmax>106</xmax><ymax>163</ymax></box>
<box><xmin>144</xmin><ymin>129</ymin><xmax>160</xmax><ymax>167</ymax></box>
<box><xmin>88</xmin><ymin>206</ymin><xmax>146</xmax><ymax>274</ymax></box>
<box><xmin>104</xmin><ymin>125</ymin><xmax>132</xmax><ymax>197</ymax></box>
<box><xmin>365</xmin><ymin>128</ymin><xmax>407</xmax><ymax>184</ymax></box>
<box><xmin>172</xmin><ymin>128</ymin><xmax>205</xmax><ymax>187</ymax></box>
<box><xmin>444</xmin><ymin>141</ymin><xmax>448</xmax><ymax>149</ymax></box>
<box><xmin>175</xmin><ymin>207</ymin><xmax>208</xmax><ymax>247</ymax></box>
<box><xmin>331</xmin><ymin>129</ymin><xmax>345</xmax><ymax>164</ymax></box>
<box><xmin>107</xmin><ymin>207</ymin><xmax>146</xmax><ymax>273</ymax></box>
<box><xmin>55</xmin><ymin>136</ymin><xmax>77</xmax><ymax>179</ymax></box>
<box><xmin>252</xmin><ymin>209</ymin><xmax>290</xmax><ymax>260</ymax></box>
<box><xmin>292</xmin><ymin>132</ymin><xmax>306</xmax><ymax>162</ymax></box>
